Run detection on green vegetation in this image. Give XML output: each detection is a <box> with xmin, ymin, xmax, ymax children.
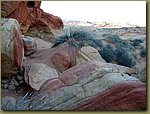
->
<box><xmin>107</xmin><ymin>35</ymin><xmax>123</xmax><ymax>43</ymax></box>
<box><xmin>1</xmin><ymin>93</ymin><xmax>31</xmax><ymax>110</ymax></box>
<box><xmin>107</xmin><ymin>35</ymin><xmax>135</xmax><ymax>52</ymax></box>
<box><xmin>52</xmin><ymin>27</ymin><xmax>137</xmax><ymax>68</ymax></box>
<box><xmin>131</xmin><ymin>39</ymin><xmax>143</xmax><ymax>46</ymax></box>
<box><xmin>100</xmin><ymin>44</ymin><xmax>115</xmax><ymax>62</ymax></box>
<box><xmin>114</xmin><ymin>44</ymin><xmax>136</xmax><ymax>68</ymax></box>
<box><xmin>1</xmin><ymin>93</ymin><xmax>52</xmax><ymax>110</ymax></box>
<box><xmin>52</xmin><ymin>26</ymin><xmax>104</xmax><ymax>49</ymax></box>
<box><xmin>140</xmin><ymin>47</ymin><xmax>146</xmax><ymax>57</ymax></box>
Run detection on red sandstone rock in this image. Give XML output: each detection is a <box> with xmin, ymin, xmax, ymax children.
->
<box><xmin>1</xmin><ymin>1</ymin><xmax>62</xmax><ymax>28</ymax></box>
<box><xmin>30</xmin><ymin>60</ymin><xmax>136</xmax><ymax>93</ymax></box>
<box><xmin>34</xmin><ymin>79</ymin><xmax>65</xmax><ymax>96</ymax></box>
<box><xmin>29</xmin><ymin>61</ymin><xmax>145</xmax><ymax>110</ymax></box>
<box><xmin>51</xmin><ymin>52</ymin><xmax>72</xmax><ymax>73</ymax></box>
<box><xmin>58</xmin><ymin>60</ymin><xmax>135</xmax><ymax>86</ymax></box>
<box><xmin>71</xmin><ymin>81</ymin><xmax>146</xmax><ymax>111</ymax></box>
<box><xmin>37</xmin><ymin>12</ymin><xmax>63</xmax><ymax>29</ymax></box>
<box><xmin>1</xmin><ymin>1</ymin><xmax>20</xmax><ymax>17</ymax></box>
<box><xmin>23</xmin><ymin>43</ymin><xmax>77</xmax><ymax>73</ymax></box>
<box><xmin>1</xmin><ymin>1</ymin><xmax>63</xmax><ymax>40</ymax></box>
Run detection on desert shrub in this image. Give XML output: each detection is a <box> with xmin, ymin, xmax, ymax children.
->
<box><xmin>1</xmin><ymin>93</ymin><xmax>32</xmax><ymax>110</ymax></box>
<box><xmin>51</xmin><ymin>35</ymin><xmax>69</xmax><ymax>48</ymax></box>
<box><xmin>140</xmin><ymin>47</ymin><xmax>146</xmax><ymax>57</ymax></box>
<box><xmin>107</xmin><ymin>35</ymin><xmax>123</xmax><ymax>44</ymax></box>
<box><xmin>106</xmin><ymin>35</ymin><xmax>135</xmax><ymax>52</ymax></box>
<box><xmin>114</xmin><ymin>44</ymin><xmax>136</xmax><ymax>67</ymax></box>
<box><xmin>52</xmin><ymin>26</ymin><xmax>104</xmax><ymax>49</ymax></box>
<box><xmin>119</xmin><ymin>41</ymin><xmax>135</xmax><ymax>52</ymax></box>
<box><xmin>122</xmin><ymin>40</ymin><xmax>129</xmax><ymax>45</ymax></box>
<box><xmin>122</xmin><ymin>27</ymin><xmax>129</xmax><ymax>30</ymax></box>
<box><xmin>122</xmin><ymin>41</ymin><xmax>133</xmax><ymax>51</ymax></box>
<box><xmin>99</xmin><ymin>44</ymin><xmax>115</xmax><ymax>62</ymax></box>
<box><xmin>1</xmin><ymin>93</ymin><xmax>53</xmax><ymax>110</ymax></box>
<box><xmin>102</xmin><ymin>34</ymin><xmax>109</xmax><ymax>37</ymax></box>
<box><xmin>1</xmin><ymin>96</ymin><xmax>16</xmax><ymax>110</ymax></box>
<box><xmin>89</xmin><ymin>39</ymin><xmax>104</xmax><ymax>49</ymax></box>
<box><xmin>131</xmin><ymin>39</ymin><xmax>143</xmax><ymax>46</ymax></box>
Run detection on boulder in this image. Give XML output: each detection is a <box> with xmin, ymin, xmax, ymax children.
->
<box><xmin>22</xmin><ymin>36</ymin><xmax>37</xmax><ymax>56</ymax></box>
<box><xmin>23</xmin><ymin>43</ymin><xmax>77</xmax><ymax>73</ymax></box>
<box><xmin>51</xmin><ymin>52</ymin><xmax>72</xmax><ymax>73</ymax></box>
<box><xmin>1</xmin><ymin>18</ymin><xmax>24</xmax><ymax>78</ymax></box>
<box><xmin>34</xmin><ymin>37</ymin><xmax>53</xmax><ymax>50</ymax></box>
<box><xmin>24</xmin><ymin>63</ymin><xmax>58</xmax><ymax>90</ymax></box>
<box><xmin>27</xmin><ymin>61</ymin><xmax>144</xmax><ymax>110</ymax></box>
<box><xmin>1</xmin><ymin>1</ymin><xmax>64</xmax><ymax>41</ymax></box>
<box><xmin>76</xmin><ymin>46</ymin><xmax>106</xmax><ymax>64</ymax></box>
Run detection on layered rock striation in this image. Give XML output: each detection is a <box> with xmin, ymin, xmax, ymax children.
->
<box><xmin>26</xmin><ymin>61</ymin><xmax>146</xmax><ymax>110</ymax></box>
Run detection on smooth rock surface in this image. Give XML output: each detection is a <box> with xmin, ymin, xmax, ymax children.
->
<box><xmin>24</xmin><ymin>63</ymin><xmax>58</xmax><ymax>90</ymax></box>
<box><xmin>76</xmin><ymin>46</ymin><xmax>106</xmax><ymax>64</ymax></box>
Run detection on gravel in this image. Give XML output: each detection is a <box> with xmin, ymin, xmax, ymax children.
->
<box><xmin>8</xmin><ymin>84</ymin><xmax>16</xmax><ymax>90</ymax></box>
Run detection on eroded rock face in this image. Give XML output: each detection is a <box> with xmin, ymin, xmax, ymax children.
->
<box><xmin>27</xmin><ymin>61</ymin><xmax>145</xmax><ymax>110</ymax></box>
<box><xmin>1</xmin><ymin>1</ymin><xmax>64</xmax><ymax>41</ymax></box>
<box><xmin>1</xmin><ymin>18</ymin><xmax>24</xmax><ymax>78</ymax></box>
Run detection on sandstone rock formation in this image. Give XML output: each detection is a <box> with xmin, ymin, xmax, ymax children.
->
<box><xmin>1</xmin><ymin>1</ymin><xmax>146</xmax><ymax>111</ymax></box>
<box><xmin>71</xmin><ymin>81</ymin><xmax>146</xmax><ymax>111</ymax></box>
<box><xmin>1</xmin><ymin>1</ymin><xmax>64</xmax><ymax>41</ymax></box>
<box><xmin>51</xmin><ymin>52</ymin><xmax>72</xmax><ymax>73</ymax></box>
<box><xmin>1</xmin><ymin>18</ymin><xmax>24</xmax><ymax>78</ymax></box>
<box><xmin>23</xmin><ymin>43</ymin><xmax>77</xmax><ymax>74</ymax></box>
<box><xmin>24</xmin><ymin>63</ymin><xmax>58</xmax><ymax>90</ymax></box>
<box><xmin>25</xmin><ymin>61</ymin><xmax>146</xmax><ymax>110</ymax></box>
